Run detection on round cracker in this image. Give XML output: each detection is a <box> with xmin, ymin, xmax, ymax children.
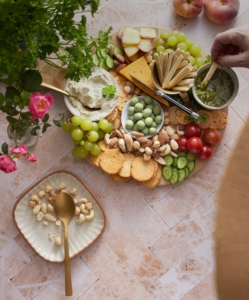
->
<box><xmin>118</xmin><ymin>153</ymin><xmax>135</xmax><ymax>178</ymax></box>
<box><xmin>131</xmin><ymin>157</ymin><xmax>157</xmax><ymax>181</ymax></box>
<box><xmin>168</xmin><ymin>106</ymin><xmax>181</xmax><ymax>125</ymax></box>
<box><xmin>99</xmin><ymin>149</ymin><xmax>124</xmax><ymax>174</ymax></box>
<box><xmin>139</xmin><ymin>164</ymin><xmax>162</xmax><ymax>188</ymax></box>
<box><xmin>106</xmin><ymin>107</ymin><xmax>119</xmax><ymax>123</ymax></box>
<box><xmin>110</xmin><ymin>173</ymin><xmax>131</xmax><ymax>182</ymax></box>
<box><xmin>218</xmin><ymin>110</ymin><xmax>228</xmax><ymax>129</ymax></box>
<box><xmin>175</xmin><ymin>110</ymin><xmax>191</xmax><ymax>125</ymax></box>
<box><xmin>198</xmin><ymin>109</ymin><xmax>213</xmax><ymax>130</ymax></box>
<box><xmin>209</xmin><ymin>110</ymin><xmax>224</xmax><ymax>129</ymax></box>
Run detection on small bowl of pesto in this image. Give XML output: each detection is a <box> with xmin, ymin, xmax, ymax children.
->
<box><xmin>192</xmin><ymin>62</ymin><xmax>239</xmax><ymax>110</ymax></box>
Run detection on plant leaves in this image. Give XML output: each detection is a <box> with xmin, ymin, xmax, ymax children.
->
<box><xmin>30</xmin><ymin>126</ymin><xmax>40</xmax><ymax>136</ymax></box>
<box><xmin>53</xmin><ymin>120</ymin><xmax>62</xmax><ymax>127</ymax></box>
<box><xmin>42</xmin><ymin>123</ymin><xmax>51</xmax><ymax>133</ymax></box>
<box><xmin>21</xmin><ymin>70</ymin><xmax>42</xmax><ymax>92</ymax></box>
<box><xmin>5</xmin><ymin>86</ymin><xmax>20</xmax><ymax>100</ymax></box>
<box><xmin>1</xmin><ymin>142</ymin><xmax>9</xmax><ymax>155</ymax></box>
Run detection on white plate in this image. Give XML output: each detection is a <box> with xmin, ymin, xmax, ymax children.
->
<box><xmin>121</xmin><ymin>96</ymin><xmax>164</xmax><ymax>138</ymax></box>
<box><xmin>13</xmin><ymin>171</ymin><xmax>106</xmax><ymax>263</ymax></box>
<box><xmin>64</xmin><ymin>67</ymin><xmax>119</xmax><ymax>121</ymax></box>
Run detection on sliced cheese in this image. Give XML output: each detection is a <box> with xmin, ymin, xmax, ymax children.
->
<box><xmin>119</xmin><ymin>56</ymin><xmax>169</xmax><ymax>107</ymax></box>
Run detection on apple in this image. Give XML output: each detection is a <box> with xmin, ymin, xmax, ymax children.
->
<box><xmin>204</xmin><ymin>0</ymin><xmax>240</xmax><ymax>24</ymax></box>
<box><xmin>173</xmin><ymin>0</ymin><xmax>203</xmax><ymax>18</ymax></box>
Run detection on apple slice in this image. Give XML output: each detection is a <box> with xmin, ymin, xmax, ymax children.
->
<box><xmin>139</xmin><ymin>28</ymin><xmax>157</xmax><ymax>39</ymax></box>
<box><xmin>117</xmin><ymin>26</ymin><xmax>132</xmax><ymax>39</ymax></box>
<box><xmin>124</xmin><ymin>46</ymin><xmax>139</xmax><ymax>57</ymax></box>
<box><xmin>127</xmin><ymin>52</ymin><xmax>140</xmax><ymax>62</ymax></box>
<box><xmin>121</xmin><ymin>27</ymin><xmax>141</xmax><ymax>45</ymax></box>
<box><xmin>138</xmin><ymin>38</ymin><xmax>154</xmax><ymax>52</ymax></box>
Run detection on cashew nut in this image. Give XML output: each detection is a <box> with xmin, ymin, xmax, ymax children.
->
<box><xmin>78</xmin><ymin>198</ymin><xmax>88</xmax><ymax>205</ymax></box>
<box><xmin>133</xmin><ymin>141</ymin><xmax>140</xmax><ymax>149</ymax></box>
<box><xmin>160</xmin><ymin>144</ymin><xmax>171</xmax><ymax>156</ymax></box>
<box><xmin>171</xmin><ymin>133</ymin><xmax>179</xmax><ymax>140</ymax></box>
<box><xmin>31</xmin><ymin>195</ymin><xmax>41</xmax><ymax>204</ymax></box>
<box><xmin>36</xmin><ymin>211</ymin><xmax>44</xmax><ymax>221</ymax></box>
<box><xmin>85</xmin><ymin>202</ymin><xmax>93</xmax><ymax>211</ymax></box>
<box><xmin>47</xmin><ymin>203</ymin><xmax>54</xmax><ymax>212</ymax></box>
<box><xmin>104</xmin><ymin>133</ymin><xmax>111</xmax><ymax>145</ymax></box>
<box><xmin>45</xmin><ymin>185</ymin><xmax>53</xmax><ymax>193</ymax></box>
<box><xmin>158</xmin><ymin>144</ymin><xmax>167</xmax><ymax>152</ymax></box>
<box><xmin>138</xmin><ymin>147</ymin><xmax>145</xmax><ymax>153</ymax></box>
<box><xmin>75</xmin><ymin>206</ymin><xmax>81</xmax><ymax>215</ymax></box>
<box><xmin>143</xmin><ymin>154</ymin><xmax>151</xmax><ymax>161</ymax></box>
<box><xmin>176</xmin><ymin>125</ymin><xmax>184</xmax><ymax>136</ymax></box>
<box><xmin>80</xmin><ymin>203</ymin><xmax>89</xmax><ymax>214</ymax></box>
<box><xmin>37</xmin><ymin>191</ymin><xmax>46</xmax><ymax>198</ymax></box>
<box><xmin>153</xmin><ymin>141</ymin><xmax>161</xmax><ymax>148</ymax></box>
<box><xmin>76</xmin><ymin>213</ymin><xmax>85</xmax><ymax>225</ymax></box>
<box><xmin>85</xmin><ymin>210</ymin><xmax>94</xmax><ymax>221</ymax></box>
<box><xmin>33</xmin><ymin>204</ymin><xmax>41</xmax><ymax>215</ymax></box>
<box><xmin>70</xmin><ymin>188</ymin><xmax>78</xmax><ymax>196</ymax></box>
<box><xmin>145</xmin><ymin>147</ymin><xmax>152</xmax><ymax>156</ymax></box>
<box><xmin>55</xmin><ymin>237</ymin><xmax>62</xmax><ymax>246</ymax></box>
<box><xmin>56</xmin><ymin>182</ymin><xmax>66</xmax><ymax>192</ymax></box>
<box><xmin>29</xmin><ymin>200</ymin><xmax>36</xmax><ymax>208</ymax></box>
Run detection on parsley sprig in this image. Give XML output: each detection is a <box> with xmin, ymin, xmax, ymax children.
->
<box><xmin>102</xmin><ymin>85</ymin><xmax>117</xmax><ymax>99</ymax></box>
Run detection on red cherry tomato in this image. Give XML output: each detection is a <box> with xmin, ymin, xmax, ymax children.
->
<box><xmin>202</xmin><ymin>129</ymin><xmax>222</xmax><ymax>146</ymax></box>
<box><xmin>187</xmin><ymin>137</ymin><xmax>203</xmax><ymax>153</ymax></box>
<box><xmin>196</xmin><ymin>144</ymin><xmax>212</xmax><ymax>160</ymax></box>
<box><xmin>177</xmin><ymin>136</ymin><xmax>188</xmax><ymax>151</ymax></box>
<box><xmin>184</xmin><ymin>123</ymin><xmax>202</xmax><ymax>138</ymax></box>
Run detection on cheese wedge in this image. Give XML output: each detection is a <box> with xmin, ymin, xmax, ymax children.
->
<box><xmin>119</xmin><ymin>56</ymin><xmax>169</xmax><ymax>107</ymax></box>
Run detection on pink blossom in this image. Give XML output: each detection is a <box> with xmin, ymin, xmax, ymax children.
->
<box><xmin>28</xmin><ymin>154</ymin><xmax>37</xmax><ymax>162</ymax></box>
<box><xmin>28</xmin><ymin>92</ymin><xmax>54</xmax><ymax>119</ymax></box>
<box><xmin>9</xmin><ymin>144</ymin><xmax>28</xmax><ymax>155</ymax></box>
<box><xmin>0</xmin><ymin>155</ymin><xmax>17</xmax><ymax>173</ymax></box>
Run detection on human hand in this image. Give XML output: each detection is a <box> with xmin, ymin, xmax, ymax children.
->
<box><xmin>211</xmin><ymin>24</ymin><xmax>249</xmax><ymax>68</ymax></box>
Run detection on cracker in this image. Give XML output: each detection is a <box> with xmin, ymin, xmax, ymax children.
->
<box><xmin>198</xmin><ymin>110</ymin><xmax>213</xmax><ymax>130</ymax></box>
<box><xmin>139</xmin><ymin>164</ymin><xmax>162</xmax><ymax>188</ymax></box>
<box><xmin>98</xmin><ymin>140</ymin><xmax>110</xmax><ymax>152</ymax></box>
<box><xmin>89</xmin><ymin>154</ymin><xmax>101</xmax><ymax>167</ymax></box>
<box><xmin>118</xmin><ymin>153</ymin><xmax>135</xmax><ymax>178</ymax></box>
<box><xmin>131</xmin><ymin>157</ymin><xmax>157</xmax><ymax>181</ymax></box>
<box><xmin>218</xmin><ymin>110</ymin><xmax>228</xmax><ymax>129</ymax></box>
<box><xmin>168</xmin><ymin>106</ymin><xmax>181</xmax><ymax>125</ymax></box>
<box><xmin>106</xmin><ymin>107</ymin><xmax>119</xmax><ymax>123</ymax></box>
<box><xmin>175</xmin><ymin>110</ymin><xmax>191</xmax><ymax>125</ymax></box>
<box><xmin>110</xmin><ymin>174</ymin><xmax>131</xmax><ymax>182</ymax></box>
<box><xmin>209</xmin><ymin>110</ymin><xmax>224</xmax><ymax>130</ymax></box>
<box><xmin>99</xmin><ymin>149</ymin><xmax>124</xmax><ymax>174</ymax></box>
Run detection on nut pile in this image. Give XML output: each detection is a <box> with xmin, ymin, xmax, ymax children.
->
<box><xmin>28</xmin><ymin>182</ymin><xmax>94</xmax><ymax>246</ymax></box>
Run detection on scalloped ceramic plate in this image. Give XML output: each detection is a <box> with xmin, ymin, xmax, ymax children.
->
<box><xmin>13</xmin><ymin>171</ymin><xmax>106</xmax><ymax>263</ymax></box>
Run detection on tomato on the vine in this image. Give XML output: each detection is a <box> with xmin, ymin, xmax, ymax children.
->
<box><xmin>187</xmin><ymin>137</ymin><xmax>203</xmax><ymax>153</ymax></box>
<box><xmin>196</xmin><ymin>144</ymin><xmax>212</xmax><ymax>160</ymax></box>
<box><xmin>202</xmin><ymin>129</ymin><xmax>222</xmax><ymax>146</ymax></box>
<box><xmin>184</xmin><ymin>123</ymin><xmax>201</xmax><ymax>138</ymax></box>
<box><xmin>177</xmin><ymin>135</ymin><xmax>188</xmax><ymax>151</ymax></box>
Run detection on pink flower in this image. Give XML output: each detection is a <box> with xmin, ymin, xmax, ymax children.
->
<box><xmin>9</xmin><ymin>144</ymin><xmax>28</xmax><ymax>160</ymax></box>
<box><xmin>28</xmin><ymin>154</ymin><xmax>37</xmax><ymax>162</ymax></box>
<box><xmin>0</xmin><ymin>155</ymin><xmax>17</xmax><ymax>173</ymax></box>
<box><xmin>28</xmin><ymin>92</ymin><xmax>54</xmax><ymax>119</ymax></box>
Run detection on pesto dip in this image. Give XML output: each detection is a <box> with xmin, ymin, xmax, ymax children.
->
<box><xmin>195</xmin><ymin>68</ymin><xmax>234</xmax><ymax>107</ymax></box>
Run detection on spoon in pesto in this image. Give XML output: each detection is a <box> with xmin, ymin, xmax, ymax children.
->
<box><xmin>201</xmin><ymin>62</ymin><xmax>219</xmax><ymax>88</ymax></box>
<box><xmin>40</xmin><ymin>82</ymin><xmax>101</xmax><ymax>111</ymax></box>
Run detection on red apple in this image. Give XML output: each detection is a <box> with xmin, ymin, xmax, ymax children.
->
<box><xmin>204</xmin><ymin>0</ymin><xmax>240</xmax><ymax>24</ymax></box>
<box><xmin>173</xmin><ymin>0</ymin><xmax>203</xmax><ymax>18</ymax></box>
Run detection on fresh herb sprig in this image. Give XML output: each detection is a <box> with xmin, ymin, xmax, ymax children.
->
<box><xmin>102</xmin><ymin>85</ymin><xmax>117</xmax><ymax>99</ymax></box>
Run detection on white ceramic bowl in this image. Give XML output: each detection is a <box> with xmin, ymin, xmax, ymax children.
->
<box><xmin>121</xmin><ymin>96</ymin><xmax>164</xmax><ymax>138</ymax></box>
<box><xmin>192</xmin><ymin>62</ymin><xmax>239</xmax><ymax>110</ymax></box>
<box><xmin>64</xmin><ymin>67</ymin><xmax>119</xmax><ymax>121</ymax></box>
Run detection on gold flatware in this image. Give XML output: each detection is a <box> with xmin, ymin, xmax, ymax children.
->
<box><xmin>53</xmin><ymin>192</ymin><xmax>75</xmax><ymax>296</ymax></box>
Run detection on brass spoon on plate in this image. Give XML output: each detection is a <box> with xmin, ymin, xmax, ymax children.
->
<box><xmin>40</xmin><ymin>82</ymin><xmax>101</xmax><ymax>111</ymax></box>
<box><xmin>201</xmin><ymin>62</ymin><xmax>219</xmax><ymax>87</ymax></box>
<box><xmin>53</xmin><ymin>192</ymin><xmax>75</xmax><ymax>296</ymax></box>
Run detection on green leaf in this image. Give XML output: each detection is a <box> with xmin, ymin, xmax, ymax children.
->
<box><xmin>102</xmin><ymin>85</ymin><xmax>117</xmax><ymax>99</ymax></box>
<box><xmin>5</xmin><ymin>86</ymin><xmax>20</xmax><ymax>100</ymax></box>
<box><xmin>53</xmin><ymin>120</ymin><xmax>62</xmax><ymax>127</ymax></box>
<box><xmin>21</xmin><ymin>70</ymin><xmax>42</xmax><ymax>92</ymax></box>
<box><xmin>1</xmin><ymin>142</ymin><xmax>8</xmax><ymax>155</ymax></box>
<box><xmin>42</xmin><ymin>123</ymin><xmax>51</xmax><ymax>133</ymax></box>
<box><xmin>20</xmin><ymin>91</ymin><xmax>31</xmax><ymax>104</ymax></box>
<box><xmin>30</xmin><ymin>126</ymin><xmax>40</xmax><ymax>136</ymax></box>
<box><xmin>42</xmin><ymin>114</ymin><xmax>49</xmax><ymax>123</ymax></box>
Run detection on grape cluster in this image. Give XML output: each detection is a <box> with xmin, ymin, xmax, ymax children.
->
<box><xmin>154</xmin><ymin>30</ymin><xmax>204</xmax><ymax>68</ymax></box>
<box><xmin>62</xmin><ymin>116</ymin><xmax>114</xmax><ymax>157</ymax></box>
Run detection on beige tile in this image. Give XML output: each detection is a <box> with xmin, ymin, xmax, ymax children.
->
<box><xmin>0</xmin><ymin>228</ymin><xmax>30</xmax><ymax>279</ymax></box>
<box><xmin>231</xmin><ymin>85</ymin><xmax>249</xmax><ymax>122</ymax></box>
<box><xmin>78</xmin><ymin>280</ymin><xmax>115</xmax><ymax>300</ymax></box>
<box><xmin>33</xmin><ymin>258</ymin><xmax>97</xmax><ymax>300</ymax></box>
<box><xmin>0</xmin><ymin>270</ymin><xmax>25</xmax><ymax>300</ymax></box>
<box><xmin>13</xmin><ymin>233</ymin><xmax>38</xmax><ymax>261</ymax></box>
<box><xmin>81</xmin><ymin>239</ymin><xmax>153</xmax><ymax>300</ymax></box>
<box><xmin>12</xmin><ymin>256</ymin><xmax>64</xmax><ymax>299</ymax></box>
<box><xmin>87</xmin><ymin>168</ymin><xmax>170</xmax><ymax>246</ymax></box>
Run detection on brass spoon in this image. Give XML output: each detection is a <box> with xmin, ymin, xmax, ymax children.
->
<box><xmin>201</xmin><ymin>62</ymin><xmax>219</xmax><ymax>87</ymax></box>
<box><xmin>53</xmin><ymin>192</ymin><xmax>75</xmax><ymax>296</ymax></box>
<box><xmin>40</xmin><ymin>82</ymin><xmax>101</xmax><ymax>111</ymax></box>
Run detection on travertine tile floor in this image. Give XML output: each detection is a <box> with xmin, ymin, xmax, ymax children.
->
<box><xmin>1</xmin><ymin>0</ymin><xmax>249</xmax><ymax>299</ymax></box>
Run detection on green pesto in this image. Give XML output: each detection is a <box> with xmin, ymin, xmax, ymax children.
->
<box><xmin>195</xmin><ymin>68</ymin><xmax>234</xmax><ymax>107</ymax></box>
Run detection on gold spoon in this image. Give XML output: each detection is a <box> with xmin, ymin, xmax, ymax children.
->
<box><xmin>201</xmin><ymin>62</ymin><xmax>219</xmax><ymax>87</ymax></box>
<box><xmin>40</xmin><ymin>82</ymin><xmax>101</xmax><ymax>111</ymax></box>
<box><xmin>53</xmin><ymin>192</ymin><xmax>75</xmax><ymax>296</ymax></box>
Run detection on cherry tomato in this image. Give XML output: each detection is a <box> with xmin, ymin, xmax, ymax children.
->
<box><xmin>184</xmin><ymin>123</ymin><xmax>202</xmax><ymax>138</ymax></box>
<box><xmin>196</xmin><ymin>144</ymin><xmax>212</xmax><ymax>160</ymax></box>
<box><xmin>187</xmin><ymin>137</ymin><xmax>203</xmax><ymax>153</ymax></box>
<box><xmin>202</xmin><ymin>129</ymin><xmax>222</xmax><ymax>146</ymax></box>
<box><xmin>177</xmin><ymin>136</ymin><xmax>188</xmax><ymax>151</ymax></box>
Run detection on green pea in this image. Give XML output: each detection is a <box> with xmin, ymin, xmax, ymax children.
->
<box><xmin>125</xmin><ymin>120</ymin><xmax>134</xmax><ymax>129</ymax></box>
<box><xmin>144</xmin><ymin>95</ymin><xmax>153</xmax><ymax>105</ymax></box>
<box><xmin>155</xmin><ymin>115</ymin><xmax>162</xmax><ymax>124</ymax></box>
<box><xmin>128</xmin><ymin>106</ymin><xmax>135</xmax><ymax>115</ymax></box>
<box><xmin>142</xmin><ymin>127</ymin><xmax>150</xmax><ymax>135</ymax></box>
<box><xmin>149</xmin><ymin>127</ymin><xmax>157</xmax><ymax>135</ymax></box>
<box><xmin>134</xmin><ymin>102</ymin><xmax>143</xmax><ymax>112</ymax></box>
<box><xmin>143</xmin><ymin>108</ymin><xmax>152</xmax><ymax>118</ymax></box>
<box><xmin>134</xmin><ymin>112</ymin><xmax>143</xmax><ymax>121</ymax></box>
<box><xmin>136</xmin><ymin>120</ymin><xmax>145</xmax><ymax>130</ymax></box>
<box><xmin>145</xmin><ymin>117</ymin><xmax>153</xmax><ymax>126</ymax></box>
<box><xmin>130</xmin><ymin>96</ymin><xmax>139</xmax><ymax>106</ymax></box>
<box><xmin>153</xmin><ymin>105</ymin><xmax>161</xmax><ymax>115</ymax></box>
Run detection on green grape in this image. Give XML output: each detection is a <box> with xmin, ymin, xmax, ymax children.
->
<box><xmin>164</xmin><ymin>48</ymin><xmax>174</xmax><ymax>54</ymax></box>
<box><xmin>71</xmin><ymin>128</ymin><xmax>84</xmax><ymax>141</ymax></box>
<box><xmin>155</xmin><ymin>38</ymin><xmax>165</xmax><ymax>47</ymax></box>
<box><xmin>61</xmin><ymin>121</ymin><xmax>76</xmax><ymax>132</ymax></box>
<box><xmin>87</xmin><ymin>131</ymin><xmax>99</xmax><ymax>142</ymax></box>
<box><xmin>177</xmin><ymin>42</ymin><xmax>188</xmax><ymax>52</ymax></box>
<box><xmin>73</xmin><ymin>139</ymin><xmax>81</xmax><ymax>145</ymax></box>
<box><xmin>80</xmin><ymin>119</ymin><xmax>93</xmax><ymax>131</ymax></box>
<box><xmin>76</xmin><ymin>146</ymin><xmax>89</xmax><ymax>158</ymax></box>
<box><xmin>72</xmin><ymin>147</ymin><xmax>79</xmax><ymax>157</ymax></box>
<box><xmin>90</xmin><ymin>121</ymin><xmax>99</xmax><ymax>132</ymax></box>
<box><xmin>177</xmin><ymin>32</ymin><xmax>186</xmax><ymax>43</ymax></box>
<box><xmin>185</xmin><ymin>38</ymin><xmax>193</xmax><ymax>49</ymax></box>
<box><xmin>84</xmin><ymin>141</ymin><xmax>93</xmax><ymax>151</ymax></box>
<box><xmin>189</xmin><ymin>44</ymin><xmax>202</xmax><ymax>56</ymax></box>
<box><xmin>71</xmin><ymin>116</ymin><xmax>83</xmax><ymax>126</ymax></box>
<box><xmin>90</xmin><ymin>144</ymin><xmax>101</xmax><ymax>156</ymax></box>
<box><xmin>98</xmin><ymin>119</ymin><xmax>109</xmax><ymax>130</ymax></box>
<box><xmin>187</xmin><ymin>55</ymin><xmax>195</xmax><ymax>65</ymax></box>
<box><xmin>104</xmin><ymin>122</ymin><xmax>114</xmax><ymax>133</ymax></box>
<box><xmin>195</xmin><ymin>57</ymin><xmax>204</xmax><ymax>68</ymax></box>
<box><xmin>80</xmin><ymin>140</ymin><xmax>85</xmax><ymax>145</ymax></box>
<box><xmin>171</xmin><ymin>30</ymin><xmax>179</xmax><ymax>36</ymax></box>
<box><xmin>168</xmin><ymin>36</ymin><xmax>177</xmax><ymax>46</ymax></box>
<box><xmin>160</xmin><ymin>30</ymin><xmax>169</xmax><ymax>40</ymax></box>
<box><xmin>156</xmin><ymin>45</ymin><xmax>165</xmax><ymax>53</ymax></box>
<box><xmin>97</xmin><ymin>129</ymin><xmax>105</xmax><ymax>140</ymax></box>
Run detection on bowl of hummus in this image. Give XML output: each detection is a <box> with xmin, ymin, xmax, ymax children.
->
<box><xmin>64</xmin><ymin>67</ymin><xmax>119</xmax><ymax>121</ymax></box>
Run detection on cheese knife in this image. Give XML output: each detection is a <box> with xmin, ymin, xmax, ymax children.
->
<box><xmin>129</xmin><ymin>74</ymin><xmax>200</xmax><ymax>119</ymax></box>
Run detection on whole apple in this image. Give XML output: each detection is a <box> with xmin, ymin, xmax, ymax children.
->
<box><xmin>173</xmin><ymin>0</ymin><xmax>203</xmax><ymax>18</ymax></box>
<box><xmin>204</xmin><ymin>0</ymin><xmax>240</xmax><ymax>24</ymax></box>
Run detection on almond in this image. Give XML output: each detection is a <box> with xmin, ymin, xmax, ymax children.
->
<box><xmin>115</xmin><ymin>129</ymin><xmax>123</xmax><ymax>138</ymax></box>
<box><xmin>116</xmin><ymin>63</ymin><xmax>127</xmax><ymax>73</ymax></box>
<box><xmin>123</xmin><ymin>133</ymin><xmax>133</xmax><ymax>152</ymax></box>
<box><xmin>140</xmin><ymin>139</ymin><xmax>152</xmax><ymax>148</ymax></box>
<box><xmin>109</xmin><ymin>137</ymin><xmax>119</xmax><ymax>148</ymax></box>
<box><xmin>158</xmin><ymin>132</ymin><xmax>166</xmax><ymax>145</ymax></box>
<box><xmin>136</xmin><ymin>136</ymin><xmax>148</xmax><ymax>144</ymax></box>
<box><xmin>160</xmin><ymin>130</ymin><xmax>170</xmax><ymax>143</ymax></box>
<box><xmin>109</xmin><ymin>45</ymin><xmax>114</xmax><ymax>57</ymax></box>
<box><xmin>115</xmin><ymin>53</ymin><xmax>125</xmax><ymax>63</ymax></box>
<box><xmin>114</xmin><ymin>59</ymin><xmax>121</xmax><ymax>66</ymax></box>
<box><xmin>114</xmin><ymin>118</ymin><xmax>121</xmax><ymax>130</ymax></box>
